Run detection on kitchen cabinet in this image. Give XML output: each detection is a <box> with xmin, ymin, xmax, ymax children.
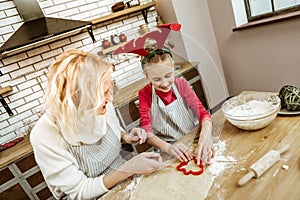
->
<box><xmin>0</xmin><ymin>142</ymin><xmax>53</xmax><ymax>200</ymax></box>
<box><xmin>179</xmin><ymin>65</ymin><xmax>209</xmax><ymax>110</ymax></box>
<box><xmin>113</xmin><ymin>62</ymin><xmax>209</xmax><ymax>153</ymax></box>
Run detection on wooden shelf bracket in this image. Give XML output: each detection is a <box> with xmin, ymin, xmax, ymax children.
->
<box><xmin>141</xmin><ymin>7</ymin><xmax>149</xmax><ymax>23</ymax></box>
<box><xmin>87</xmin><ymin>27</ymin><xmax>96</xmax><ymax>43</ymax></box>
<box><xmin>0</xmin><ymin>86</ymin><xmax>14</xmax><ymax>116</ymax></box>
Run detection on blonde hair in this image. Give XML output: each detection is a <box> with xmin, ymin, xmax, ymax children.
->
<box><xmin>45</xmin><ymin>49</ymin><xmax>112</xmax><ymax>136</ymax></box>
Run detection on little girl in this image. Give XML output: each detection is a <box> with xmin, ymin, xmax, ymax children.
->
<box><xmin>138</xmin><ymin>47</ymin><xmax>215</xmax><ymax>164</ymax></box>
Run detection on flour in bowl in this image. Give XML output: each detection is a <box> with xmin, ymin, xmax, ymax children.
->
<box><xmin>227</xmin><ymin>100</ymin><xmax>274</xmax><ymax>116</ymax></box>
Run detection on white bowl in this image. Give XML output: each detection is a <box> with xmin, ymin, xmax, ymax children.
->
<box><xmin>221</xmin><ymin>93</ymin><xmax>281</xmax><ymax>131</ymax></box>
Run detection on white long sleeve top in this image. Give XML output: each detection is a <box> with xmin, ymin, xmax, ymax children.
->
<box><xmin>30</xmin><ymin>102</ymin><xmax>124</xmax><ymax>199</ymax></box>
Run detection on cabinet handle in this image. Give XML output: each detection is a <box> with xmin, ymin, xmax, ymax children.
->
<box><xmin>134</xmin><ymin>99</ymin><xmax>140</xmax><ymax>108</ymax></box>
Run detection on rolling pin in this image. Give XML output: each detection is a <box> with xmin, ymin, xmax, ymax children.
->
<box><xmin>238</xmin><ymin>144</ymin><xmax>289</xmax><ymax>186</ymax></box>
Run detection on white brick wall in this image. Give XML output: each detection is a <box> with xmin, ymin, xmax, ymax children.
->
<box><xmin>0</xmin><ymin>0</ymin><xmax>157</xmax><ymax>144</ymax></box>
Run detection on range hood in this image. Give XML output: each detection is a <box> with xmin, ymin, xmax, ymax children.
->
<box><xmin>0</xmin><ymin>0</ymin><xmax>95</xmax><ymax>57</ymax></box>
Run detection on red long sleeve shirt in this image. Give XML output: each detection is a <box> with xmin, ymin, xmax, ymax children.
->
<box><xmin>138</xmin><ymin>77</ymin><xmax>211</xmax><ymax>133</ymax></box>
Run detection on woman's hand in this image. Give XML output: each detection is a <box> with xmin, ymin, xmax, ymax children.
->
<box><xmin>123</xmin><ymin>127</ymin><xmax>147</xmax><ymax>144</ymax></box>
<box><xmin>161</xmin><ymin>142</ymin><xmax>192</xmax><ymax>162</ymax></box>
<box><xmin>118</xmin><ymin>152</ymin><xmax>168</xmax><ymax>175</ymax></box>
<box><xmin>195</xmin><ymin>120</ymin><xmax>215</xmax><ymax>165</ymax></box>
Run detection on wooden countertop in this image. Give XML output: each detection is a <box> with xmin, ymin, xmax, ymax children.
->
<box><xmin>0</xmin><ymin>135</ymin><xmax>32</xmax><ymax>169</ymax></box>
<box><xmin>101</xmin><ymin>91</ymin><xmax>300</xmax><ymax>199</ymax></box>
<box><xmin>207</xmin><ymin>108</ymin><xmax>300</xmax><ymax>199</ymax></box>
<box><xmin>4</xmin><ymin>85</ymin><xmax>299</xmax><ymax>199</ymax></box>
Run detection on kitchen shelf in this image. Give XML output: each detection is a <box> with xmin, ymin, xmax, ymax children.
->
<box><xmin>90</xmin><ymin>1</ymin><xmax>155</xmax><ymax>25</ymax></box>
<box><xmin>0</xmin><ymin>86</ymin><xmax>12</xmax><ymax>95</ymax></box>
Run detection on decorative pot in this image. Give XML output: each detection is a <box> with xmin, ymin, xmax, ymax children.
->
<box><xmin>102</xmin><ymin>39</ymin><xmax>111</xmax><ymax>49</ymax></box>
<box><xmin>111</xmin><ymin>2</ymin><xmax>125</xmax><ymax>12</ymax></box>
<box><xmin>119</xmin><ymin>33</ymin><xmax>127</xmax><ymax>42</ymax></box>
<box><xmin>139</xmin><ymin>24</ymin><xmax>149</xmax><ymax>35</ymax></box>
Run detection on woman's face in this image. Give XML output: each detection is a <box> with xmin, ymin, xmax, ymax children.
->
<box><xmin>97</xmin><ymin>73</ymin><xmax>113</xmax><ymax>115</ymax></box>
<box><xmin>145</xmin><ymin>59</ymin><xmax>175</xmax><ymax>92</ymax></box>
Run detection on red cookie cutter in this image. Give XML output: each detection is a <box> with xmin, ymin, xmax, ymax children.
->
<box><xmin>176</xmin><ymin>156</ymin><xmax>204</xmax><ymax>176</ymax></box>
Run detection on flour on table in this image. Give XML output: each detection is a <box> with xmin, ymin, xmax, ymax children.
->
<box><xmin>129</xmin><ymin>162</ymin><xmax>214</xmax><ymax>200</ymax></box>
<box><xmin>122</xmin><ymin>175</ymin><xmax>142</xmax><ymax>199</ymax></box>
<box><xmin>129</xmin><ymin>140</ymin><xmax>236</xmax><ymax>200</ymax></box>
<box><xmin>99</xmin><ymin>140</ymin><xmax>236</xmax><ymax>200</ymax></box>
<box><xmin>208</xmin><ymin>141</ymin><xmax>237</xmax><ymax>176</ymax></box>
<box><xmin>227</xmin><ymin>100</ymin><xmax>275</xmax><ymax>117</ymax></box>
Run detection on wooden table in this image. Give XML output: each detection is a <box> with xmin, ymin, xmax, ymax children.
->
<box><xmin>207</xmin><ymin>109</ymin><xmax>300</xmax><ymax>200</ymax></box>
<box><xmin>100</xmin><ymin>92</ymin><xmax>300</xmax><ymax>200</ymax></box>
<box><xmin>0</xmin><ymin>135</ymin><xmax>32</xmax><ymax>169</ymax></box>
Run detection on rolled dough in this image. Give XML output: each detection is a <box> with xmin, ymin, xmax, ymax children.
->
<box><xmin>129</xmin><ymin>161</ymin><xmax>215</xmax><ymax>200</ymax></box>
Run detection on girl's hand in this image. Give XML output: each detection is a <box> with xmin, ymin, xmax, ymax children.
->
<box><xmin>161</xmin><ymin>142</ymin><xmax>192</xmax><ymax>162</ymax></box>
<box><xmin>123</xmin><ymin>127</ymin><xmax>147</xmax><ymax>144</ymax></box>
<box><xmin>196</xmin><ymin>137</ymin><xmax>215</xmax><ymax>165</ymax></box>
<box><xmin>195</xmin><ymin>120</ymin><xmax>215</xmax><ymax>165</ymax></box>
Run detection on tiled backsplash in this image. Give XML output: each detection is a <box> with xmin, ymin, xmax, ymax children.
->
<box><xmin>0</xmin><ymin>0</ymin><xmax>157</xmax><ymax>144</ymax></box>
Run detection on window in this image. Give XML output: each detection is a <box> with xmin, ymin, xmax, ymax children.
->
<box><xmin>231</xmin><ymin>0</ymin><xmax>300</xmax><ymax>30</ymax></box>
<box><xmin>245</xmin><ymin>0</ymin><xmax>300</xmax><ymax>22</ymax></box>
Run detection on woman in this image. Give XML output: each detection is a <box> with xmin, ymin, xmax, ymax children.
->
<box><xmin>138</xmin><ymin>47</ymin><xmax>215</xmax><ymax>165</ymax></box>
<box><xmin>30</xmin><ymin>49</ymin><xmax>166</xmax><ymax>199</ymax></box>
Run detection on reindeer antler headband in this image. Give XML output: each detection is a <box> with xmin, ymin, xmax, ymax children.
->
<box><xmin>140</xmin><ymin>47</ymin><xmax>173</xmax><ymax>66</ymax></box>
<box><xmin>113</xmin><ymin>23</ymin><xmax>181</xmax><ymax>59</ymax></box>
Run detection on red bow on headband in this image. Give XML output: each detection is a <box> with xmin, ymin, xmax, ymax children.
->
<box><xmin>113</xmin><ymin>23</ymin><xmax>181</xmax><ymax>56</ymax></box>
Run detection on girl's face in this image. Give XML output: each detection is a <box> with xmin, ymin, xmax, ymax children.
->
<box><xmin>145</xmin><ymin>59</ymin><xmax>175</xmax><ymax>92</ymax></box>
<box><xmin>97</xmin><ymin>73</ymin><xmax>113</xmax><ymax>115</ymax></box>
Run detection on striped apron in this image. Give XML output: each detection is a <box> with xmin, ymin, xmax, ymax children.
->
<box><xmin>58</xmin><ymin>125</ymin><xmax>123</xmax><ymax>199</ymax></box>
<box><xmin>67</xmin><ymin>125</ymin><xmax>123</xmax><ymax>178</ymax></box>
<box><xmin>150</xmin><ymin>84</ymin><xmax>196</xmax><ymax>141</ymax></box>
